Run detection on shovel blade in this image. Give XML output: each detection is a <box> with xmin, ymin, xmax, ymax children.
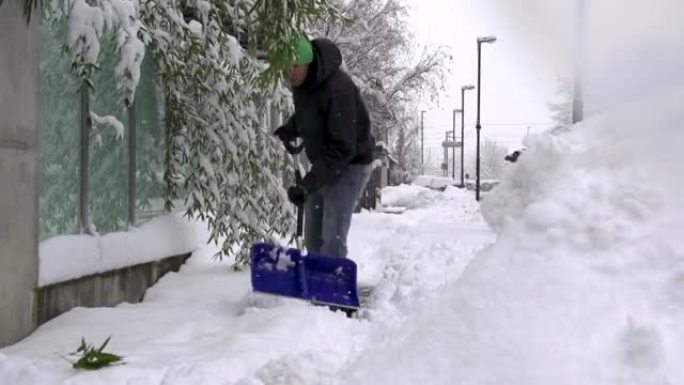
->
<box><xmin>304</xmin><ymin>253</ymin><xmax>360</xmax><ymax>308</ymax></box>
<box><xmin>251</xmin><ymin>243</ymin><xmax>302</xmax><ymax>299</ymax></box>
<box><xmin>250</xmin><ymin>243</ymin><xmax>360</xmax><ymax>309</ymax></box>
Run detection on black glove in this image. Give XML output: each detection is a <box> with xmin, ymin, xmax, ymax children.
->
<box><xmin>273</xmin><ymin>125</ymin><xmax>296</xmax><ymax>143</ymax></box>
<box><xmin>287</xmin><ymin>185</ymin><xmax>308</xmax><ymax>206</ymax></box>
<box><xmin>274</xmin><ymin>126</ymin><xmax>304</xmax><ymax>154</ymax></box>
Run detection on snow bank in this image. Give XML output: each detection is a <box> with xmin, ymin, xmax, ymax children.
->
<box><xmin>39</xmin><ymin>214</ymin><xmax>199</xmax><ymax>286</ymax></box>
<box><xmin>379</xmin><ymin>183</ymin><xmax>482</xmax><ymax>221</ymax></box>
<box><xmin>341</xmin><ymin>88</ymin><xmax>684</xmax><ymax>384</ymax></box>
<box><xmin>412</xmin><ymin>175</ymin><xmax>458</xmax><ymax>190</ymax></box>
<box><xmin>379</xmin><ymin>184</ymin><xmax>440</xmax><ymax>209</ymax></box>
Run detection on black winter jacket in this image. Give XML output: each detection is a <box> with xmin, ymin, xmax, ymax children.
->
<box><xmin>277</xmin><ymin>38</ymin><xmax>374</xmax><ymax>192</ymax></box>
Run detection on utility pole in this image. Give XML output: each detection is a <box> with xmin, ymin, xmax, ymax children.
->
<box><xmin>461</xmin><ymin>85</ymin><xmax>474</xmax><ymax>188</ymax></box>
<box><xmin>444</xmin><ymin>131</ymin><xmax>452</xmax><ymax>177</ymax></box>
<box><xmin>452</xmin><ymin>109</ymin><xmax>457</xmax><ymax>180</ymax></box>
<box><xmin>476</xmin><ymin>36</ymin><xmax>497</xmax><ymax>202</ymax></box>
<box><xmin>420</xmin><ymin>110</ymin><xmax>425</xmax><ymax>175</ymax></box>
<box><xmin>573</xmin><ymin>0</ymin><xmax>585</xmax><ymax>123</ymax></box>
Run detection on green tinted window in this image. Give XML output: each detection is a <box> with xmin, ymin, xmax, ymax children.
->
<box><xmin>89</xmin><ymin>32</ymin><xmax>128</xmax><ymax>233</ymax></box>
<box><xmin>135</xmin><ymin>56</ymin><xmax>166</xmax><ymax>222</ymax></box>
<box><xmin>38</xmin><ymin>18</ymin><xmax>79</xmax><ymax>240</ymax></box>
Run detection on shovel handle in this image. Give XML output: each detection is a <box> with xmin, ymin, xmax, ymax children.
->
<box><xmin>294</xmin><ymin>170</ymin><xmax>304</xmax><ymax>239</ymax></box>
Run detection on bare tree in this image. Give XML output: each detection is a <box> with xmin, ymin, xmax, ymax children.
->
<box><xmin>481</xmin><ymin>139</ymin><xmax>508</xmax><ymax>180</ymax></box>
<box><xmin>310</xmin><ymin>0</ymin><xmax>450</xmax><ymax>178</ymax></box>
<box><xmin>548</xmin><ymin>77</ymin><xmax>573</xmax><ymax>133</ymax></box>
<box><xmin>390</xmin><ymin>113</ymin><xmax>421</xmax><ymax>183</ymax></box>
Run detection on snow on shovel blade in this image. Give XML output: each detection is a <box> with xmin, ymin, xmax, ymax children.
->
<box><xmin>251</xmin><ymin>243</ymin><xmax>303</xmax><ymax>299</ymax></box>
<box><xmin>250</xmin><ymin>243</ymin><xmax>360</xmax><ymax>309</ymax></box>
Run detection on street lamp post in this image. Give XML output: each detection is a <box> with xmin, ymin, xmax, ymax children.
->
<box><xmin>444</xmin><ymin>131</ymin><xmax>452</xmax><ymax>177</ymax></box>
<box><xmin>476</xmin><ymin>36</ymin><xmax>497</xmax><ymax>202</ymax></box>
<box><xmin>451</xmin><ymin>109</ymin><xmax>462</xmax><ymax>180</ymax></box>
<box><xmin>421</xmin><ymin>110</ymin><xmax>425</xmax><ymax>175</ymax></box>
<box><xmin>460</xmin><ymin>85</ymin><xmax>475</xmax><ymax>188</ymax></box>
<box><xmin>573</xmin><ymin>0</ymin><xmax>586</xmax><ymax>124</ymax></box>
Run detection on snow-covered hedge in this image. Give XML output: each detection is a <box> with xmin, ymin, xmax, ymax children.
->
<box><xmin>40</xmin><ymin>0</ymin><xmax>342</xmax><ymax>263</ymax></box>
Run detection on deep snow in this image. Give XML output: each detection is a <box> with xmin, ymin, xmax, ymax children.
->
<box><xmin>7</xmin><ymin>98</ymin><xmax>684</xmax><ymax>384</ymax></box>
<box><xmin>5</xmin><ymin>85</ymin><xmax>684</xmax><ymax>383</ymax></box>
<box><xmin>339</xmin><ymin>89</ymin><xmax>684</xmax><ymax>385</ymax></box>
<box><xmin>0</xmin><ymin>185</ymin><xmax>493</xmax><ymax>385</ymax></box>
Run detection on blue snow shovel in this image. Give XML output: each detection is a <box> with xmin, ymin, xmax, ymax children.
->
<box><xmin>250</xmin><ymin>141</ymin><xmax>360</xmax><ymax>310</ymax></box>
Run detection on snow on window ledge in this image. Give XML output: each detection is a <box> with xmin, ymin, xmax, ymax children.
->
<box><xmin>38</xmin><ymin>213</ymin><xmax>200</xmax><ymax>287</ymax></box>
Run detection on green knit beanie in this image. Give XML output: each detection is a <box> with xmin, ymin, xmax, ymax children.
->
<box><xmin>294</xmin><ymin>37</ymin><xmax>313</xmax><ymax>65</ymax></box>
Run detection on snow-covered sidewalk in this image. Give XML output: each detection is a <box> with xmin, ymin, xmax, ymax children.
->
<box><xmin>0</xmin><ymin>186</ymin><xmax>493</xmax><ymax>385</ymax></box>
<box><xmin>5</xmin><ymin>89</ymin><xmax>684</xmax><ymax>384</ymax></box>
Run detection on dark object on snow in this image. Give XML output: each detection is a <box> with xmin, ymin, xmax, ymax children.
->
<box><xmin>505</xmin><ymin>149</ymin><xmax>525</xmax><ymax>163</ymax></box>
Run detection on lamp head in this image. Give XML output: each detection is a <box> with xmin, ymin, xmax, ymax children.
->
<box><xmin>477</xmin><ymin>36</ymin><xmax>497</xmax><ymax>44</ymax></box>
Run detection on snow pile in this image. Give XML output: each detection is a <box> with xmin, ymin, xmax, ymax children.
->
<box><xmin>379</xmin><ymin>184</ymin><xmax>440</xmax><ymax>209</ymax></box>
<box><xmin>412</xmin><ymin>175</ymin><xmax>458</xmax><ymax>190</ymax></box>
<box><xmin>442</xmin><ymin>186</ymin><xmax>484</xmax><ymax>223</ymax></box>
<box><xmin>39</xmin><ymin>213</ymin><xmax>199</xmax><ymax>286</ymax></box>
<box><xmin>378</xmin><ymin>184</ymin><xmax>481</xmax><ymax>221</ymax></box>
<box><xmin>341</xmin><ymin>89</ymin><xmax>684</xmax><ymax>385</ymax></box>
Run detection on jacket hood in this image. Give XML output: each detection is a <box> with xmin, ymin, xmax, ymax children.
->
<box><xmin>309</xmin><ymin>38</ymin><xmax>342</xmax><ymax>87</ymax></box>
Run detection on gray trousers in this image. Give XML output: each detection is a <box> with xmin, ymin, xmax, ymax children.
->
<box><xmin>304</xmin><ymin>163</ymin><xmax>373</xmax><ymax>258</ymax></box>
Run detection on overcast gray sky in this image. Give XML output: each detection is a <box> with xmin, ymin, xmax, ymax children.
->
<box><xmin>405</xmin><ymin>0</ymin><xmax>684</xmax><ymax>171</ymax></box>
<box><xmin>406</xmin><ymin>0</ymin><xmax>562</xmax><ymax>165</ymax></box>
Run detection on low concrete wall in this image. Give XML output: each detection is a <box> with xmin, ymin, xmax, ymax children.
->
<box><xmin>35</xmin><ymin>253</ymin><xmax>190</xmax><ymax>325</ymax></box>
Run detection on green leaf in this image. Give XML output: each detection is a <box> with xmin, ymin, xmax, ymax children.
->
<box><xmin>68</xmin><ymin>337</ymin><xmax>124</xmax><ymax>370</ymax></box>
<box><xmin>97</xmin><ymin>335</ymin><xmax>112</xmax><ymax>353</ymax></box>
<box><xmin>77</xmin><ymin>338</ymin><xmax>87</xmax><ymax>353</ymax></box>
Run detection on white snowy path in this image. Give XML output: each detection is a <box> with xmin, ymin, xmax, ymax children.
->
<box><xmin>0</xmin><ymin>186</ymin><xmax>493</xmax><ymax>385</ymax></box>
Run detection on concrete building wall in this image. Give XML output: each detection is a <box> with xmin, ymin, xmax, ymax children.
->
<box><xmin>0</xmin><ymin>0</ymin><xmax>40</xmax><ymax>347</ymax></box>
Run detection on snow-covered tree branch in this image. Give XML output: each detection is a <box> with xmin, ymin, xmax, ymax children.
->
<box><xmin>40</xmin><ymin>0</ymin><xmax>340</xmax><ymax>263</ymax></box>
